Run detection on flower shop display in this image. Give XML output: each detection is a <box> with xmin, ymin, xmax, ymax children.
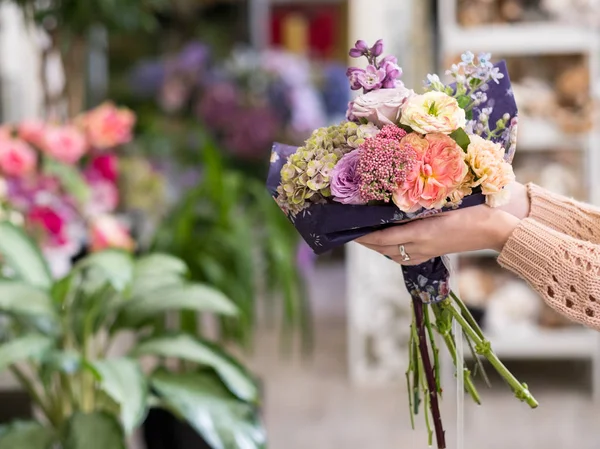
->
<box><xmin>0</xmin><ymin>221</ymin><xmax>264</xmax><ymax>449</ymax></box>
<box><xmin>0</xmin><ymin>102</ymin><xmax>144</xmax><ymax>277</ymax></box>
<box><xmin>268</xmin><ymin>41</ymin><xmax>533</xmax><ymax>448</ymax></box>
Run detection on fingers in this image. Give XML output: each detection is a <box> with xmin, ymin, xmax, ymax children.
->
<box><xmin>361</xmin><ymin>242</ymin><xmax>418</xmax><ymax>258</ymax></box>
<box><xmin>356</xmin><ymin>220</ymin><xmax>425</xmax><ymax>246</ymax></box>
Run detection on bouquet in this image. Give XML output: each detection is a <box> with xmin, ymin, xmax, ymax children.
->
<box><xmin>267</xmin><ymin>40</ymin><xmax>535</xmax><ymax>448</ymax></box>
<box><xmin>0</xmin><ymin>102</ymin><xmax>139</xmax><ymax>277</ymax></box>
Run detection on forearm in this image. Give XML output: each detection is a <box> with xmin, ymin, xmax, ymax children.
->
<box><xmin>498</xmin><ymin>218</ymin><xmax>600</xmax><ymax>330</ymax></box>
<box><xmin>526</xmin><ymin>183</ymin><xmax>600</xmax><ymax>244</ymax></box>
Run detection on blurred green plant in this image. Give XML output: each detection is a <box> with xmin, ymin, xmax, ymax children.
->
<box><xmin>153</xmin><ymin>137</ymin><xmax>311</xmax><ymax>350</ymax></box>
<box><xmin>0</xmin><ymin>221</ymin><xmax>265</xmax><ymax>448</ymax></box>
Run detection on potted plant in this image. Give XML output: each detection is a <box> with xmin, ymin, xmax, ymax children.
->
<box><xmin>0</xmin><ymin>221</ymin><xmax>265</xmax><ymax>448</ymax></box>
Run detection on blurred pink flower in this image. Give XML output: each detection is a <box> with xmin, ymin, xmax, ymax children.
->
<box><xmin>43</xmin><ymin>125</ymin><xmax>88</xmax><ymax>164</ymax></box>
<box><xmin>85</xmin><ymin>178</ymin><xmax>119</xmax><ymax>217</ymax></box>
<box><xmin>393</xmin><ymin>133</ymin><xmax>468</xmax><ymax>212</ymax></box>
<box><xmin>89</xmin><ymin>215</ymin><xmax>135</xmax><ymax>253</ymax></box>
<box><xmin>90</xmin><ymin>154</ymin><xmax>118</xmax><ymax>183</ymax></box>
<box><xmin>27</xmin><ymin>205</ymin><xmax>66</xmax><ymax>245</ymax></box>
<box><xmin>80</xmin><ymin>102</ymin><xmax>136</xmax><ymax>149</ymax></box>
<box><xmin>18</xmin><ymin>120</ymin><xmax>47</xmax><ymax>148</ymax></box>
<box><xmin>0</xmin><ymin>138</ymin><xmax>36</xmax><ymax>177</ymax></box>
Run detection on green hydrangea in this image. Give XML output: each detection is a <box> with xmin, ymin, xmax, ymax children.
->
<box><xmin>276</xmin><ymin>122</ymin><xmax>369</xmax><ymax>215</ymax></box>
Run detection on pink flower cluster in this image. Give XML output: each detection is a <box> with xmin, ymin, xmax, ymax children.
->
<box><xmin>0</xmin><ymin>102</ymin><xmax>137</xmax><ymax>273</ymax></box>
<box><xmin>356</xmin><ymin>130</ymin><xmax>416</xmax><ymax>203</ymax></box>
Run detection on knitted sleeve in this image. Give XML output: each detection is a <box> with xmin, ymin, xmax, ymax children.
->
<box><xmin>527</xmin><ymin>183</ymin><xmax>600</xmax><ymax>244</ymax></box>
<box><xmin>498</xmin><ymin>218</ymin><xmax>600</xmax><ymax>330</ymax></box>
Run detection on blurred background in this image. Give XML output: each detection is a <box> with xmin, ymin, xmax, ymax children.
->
<box><xmin>0</xmin><ymin>0</ymin><xmax>600</xmax><ymax>448</ymax></box>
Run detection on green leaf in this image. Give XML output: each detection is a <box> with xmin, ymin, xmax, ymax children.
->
<box><xmin>117</xmin><ymin>283</ymin><xmax>237</xmax><ymax>328</ymax></box>
<box><xmin>0</xmin><ymin>222</ymin><xmax>52</xmax><ymax>290</ymax></box>
<box><xmin>64</xmin><ymin>412</ymin><xmax>126</xmax><ymax>449</ymax></box>
<box><xmin>135</xmin><ymin>253</ymin><xmax>188</xmax><ymax>278</ymax></box>
<box><xmin>449</xmin><ymin>128</ymin><xmax>471</xmax><ymax>151</ymax></box>
<box><xmin>0</xmin><ymin>281</ymin><xmax>56</xmax><ymax>318</ymax></box>
<box><xmin>43</xmin><ymin>158</ymin><xmax>91</xmax><ymax>206</ymax></box>
<box><xmin>75</xmin><ymin>251</ymin><xmax>134</xmax><ymax>293</ymax></box>
<box><xmin>133</xmin><ymin>334</ymin><xmax>257</xmax><ymax>402</ymax></box>
<box><xmin>0</xmin><ymin>421</ymin><xmax>56</xmax><ymax>449</ymax></box>
<box><xmin>91</xmin><ymin>358</ymin><xmax>148</xmax><ymax>435</ymax></box>
<box><xmin>456</xmin><ymin>95</ymin><xmax>471</xmax><ymax>110</ymax></box>
<box><xmin>0</xmin><ymin>335</ymin><xmax>54</xmax><ymax>372</ymax></box>
<box><xmin>151</xmin><ymin>371</ymin><xmax>266</xmax><ymax>449</ymax></box>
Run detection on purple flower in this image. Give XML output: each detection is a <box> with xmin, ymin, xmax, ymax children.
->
<box><xmin>349</xmin><ymin>40</ymin><xmax>369</xmax><ymax>58</ymax></box>
<box><xmin>346</xmin><ymin>67</ymin><xmax>365</xmax><ymax>90</ymax></box>
<box><xmin>370</xmin><ymin>39</ymin><xmax>384</xmax><ymax>57</ymax></box>
<box><xmin>330</xmin><ymin>149</ymin><xmax>365</xmax><ymax>205</ymax></box>
<box><xmin>381</xmin><ymin>59</ymin><xmax>402</xmax><ymax>88</ymax></box>
<box><xmin>357</xmin><ymin>65</ymin><xmax>386</xmax><ymax>91</ymax></box>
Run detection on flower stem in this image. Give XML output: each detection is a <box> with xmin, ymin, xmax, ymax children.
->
<box><xmin>413</xmin><ymin>297</ymin><xmax>446</xmax><ymax>449</ymax></box>
<box><xmin>443</xmin><ymin>297</ymin><xmax>539</xmax><ymax>408</ymax></box>
<box><xmin>11</xmin><ymin>366</ymin><xmax>59</xmax><ymax>427</ymax></box>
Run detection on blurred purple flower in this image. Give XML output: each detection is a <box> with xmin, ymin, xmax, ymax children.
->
<box><xmin>296</xmin><ymin>240</ymin><xmax>317</xmax><ymax>280</ymax></box>
<box><xmin>196</xmin><ymin>82</ymin><xmax>240</xmax><ymax>130</ymax></box>
<box><xmin>223</xmin><ymin>106</ymin><xmax>280</xmax><ymax>160</ymax></box>
<box><xmin>129</xmin><ymin>60</ymin><xmax>166</xmax><ymax>98</ymax></box>
<box><xmin>321</xmin><ymin>64</ymin><xmax>351</xmax><ymax>117</ymax></box>
<box><xmin>177</xmin><ymin>41</ymin><xmax>210</xmax><ymax>73</ymax></box>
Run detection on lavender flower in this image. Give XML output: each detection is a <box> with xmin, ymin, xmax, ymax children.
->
<box><xmin>357</xmin><ymin>65</ymin><xmax>386</xmax><ymax>91</ymax></box>
<box><xmin>370</xmin><ymin>39</ymin><xmax>384</xmax><ymax>57</ymax></box>
<box><xmin>330</xmin><ymin>149</ymin><xmax>364</xmax><ymax>205</ymax></box>
<box><xmin>349</xmin><ymin>40</ymin><xmax>369</xmax><ymax>58</ymax></box>
<box><xmin>346</xmin><ymin>67</ymin><xmax>365</xmax><ymax>91</ymax></box>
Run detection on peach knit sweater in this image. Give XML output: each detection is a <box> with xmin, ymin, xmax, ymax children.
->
<box><xmin>498</xmin><ymin>183</ymin><xmax>600</xmax><ymax>330</ymax></box>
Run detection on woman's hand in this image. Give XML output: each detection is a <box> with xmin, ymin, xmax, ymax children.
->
<box><xmin>356</xmin><ymin>204</ymin><xmax>521</xmax><ymax>265</ymax></box>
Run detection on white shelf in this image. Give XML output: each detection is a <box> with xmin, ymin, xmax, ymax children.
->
<box><xmin>517</xmin><ymin>118</ymin><xmax>585</xmax><ymax>152</ymax></box>
<box><xmin>443</xmin><ymin>23</ymin><xmax>595</xmax><ymax>56</ymax></box>
<box><xmin>465</xmin><ymin>327</ymin><xmax>597</xmax><ymax>360</ymax></box>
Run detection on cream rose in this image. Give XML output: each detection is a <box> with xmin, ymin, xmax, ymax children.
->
<box><xmin>400</xmin><ymin>91</ymin><xmax>466</xmax><ymax>135</ymax></box>
<box><xmin>350</xmin><ymin>85</ymin><xmax>414</xmax><ymax>128</ymax></box>
<box><xmin>465</xmin><ymin>134</ymin><xmax>515</xmax><ymax>206</ymax></box>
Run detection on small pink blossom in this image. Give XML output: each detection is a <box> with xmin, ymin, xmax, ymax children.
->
<box><xmin>0</xmin><ymin>138</ymin><xmax>36</xmax><ymax>177</ymax></box>
<box><xmin>89</xmin><ymin>215</ymin><xmax>135</xmax><ymax>253</ymax></box>
<box><xmin>85</xmin><ymin>178</ymin><xmax>119</xmax><ymax>217</ymax></box>
<box><xmin>90</xmin><ymin>154</ymin><xmax>118</xmax><ymax>183</ymax></box>
<box><xmin>18</xmin><ymin>120</ymin><xmax>47</xmax><ymax>148</ymax></box>
<box><xmin>27</xmin><ymin>206</ymin><xmax>66</xmax><ymax>245</ymax></box>
<box><xmin>393</xmin><ymin>133</ymin><xmax>468</xmax><ymax>212</ymax></box>
<box><xmin>43</xmin><ymin>125</ymin><xmax>88</xmax><ymax>164</ymax></box>
<box><xmin>79</xmin><ymin>102</ymin><xmax>136</xmax><ymax>149</ymax></box>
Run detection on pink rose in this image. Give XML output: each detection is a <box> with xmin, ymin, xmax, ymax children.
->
<box><xmin>393</xmin><ymin>133</ymin><xmax>468</xmax><ymax>212</ymax></box>
<box><xmin>43</xmin><ymin>125</ymin><xmax>88</xmax><ymax>164</ymax></box>
<box><xmin>80</xmin><ymin>102</ymin><xmax>136</xmax><ymax>149</ymax></box>
<box><xmin>350</xmin><ymin>85</ymin><xmax>414</xmax><ymax>127</ymax></box>
<box><xmin>0</xmin><ymin>138</ymin><xmax>37</xmax><ymax>177</ymax></box>
<box><xmin>27</xmin><ymin>206</ymin><xmax>66</xmax><ymax>245</ymax></box>
<box><xmin>89</xmin><ymin>215</ymin><xmax>135</xmax><ymax>253</ymax></box>
<box><xmin>85</xmin><ymin>178</ymin><xmax>119</xmax><ymax>217</ymax></box>
<box><xmin>18</xmin><ymin>120</ymin><xmax>47</xmax><ymax>148</ymax></box>
<box><xmin>90</xmin><ymin>154</ymin><xmax>118</xmax><ymax>183</ymax></box>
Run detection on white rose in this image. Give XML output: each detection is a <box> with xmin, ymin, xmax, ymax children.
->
<box><xmin>400</xmin><ymin>91</ymin><xmax>466</xmax><ymax>134</ymax></box>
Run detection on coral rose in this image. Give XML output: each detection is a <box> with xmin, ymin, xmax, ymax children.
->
<box><xmin>0</xmin><ymin>138</ymin><xmax>36</xmax><ymax>177</ymax></box>
<box><xmin>400</xmin><ymin>91</ymin><xmax>466</xmax><ymax>135</ymax></box>
<box><xmin>43</xmin><ymin>125</ymin><xmax>88</xmax><ymax>164</ymax></box>
<box><xmin>393</xmin><ymin>133</ymin><xmax>468</xmax><ymax>212</ymax></box>
<box><xmin>89</xmin><ymin>215</ymin><xmax>135</xmax><ymax>253</ymax></box>
<box><xmin>465</xmin><ymin>134</ymin><xmax>515</xmax><ymax>206</ymax></box>
<box><xmin>350</xmin><ymin>85</ymin><xmax>414</xmax><ymax>127</ymax></box>
<box><xmin>80</xmin><ymin>102</ymin><xmax>136</xmax><ymax>149</ymax></box>
<box><xmin>18</xmin><ymin>120</ymin><xmax>46</xmax><ymax>148</ymax></box>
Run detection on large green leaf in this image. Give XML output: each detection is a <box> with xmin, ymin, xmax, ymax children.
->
<box><xmin>133</xmin><ymin>334</ymin><xmax>257</xmax><ymax>402</ymax></box>
<box><xmin>117</xmin><ymin>283</ymin><xmax>237</xmax><ymax>328</ymax></box>
<box><xmin>0</xmin><ymin>222</ymin><xmax>52</xmax><ymax>290</ymax></box>
<box><xmin>64</xmin><ymin>412</ymin><xmax>126</xmax><ymax>449</ymax></box>
<box><xmin>91</xmin><ymin>358</ymin><xmax>148</xmax><ymax>435</ymax></box>
<box><xmin>0</xmin><ymin>281</ymin><xmax>56</xmax><ymax>318</ymax></box>
<box><xmin>151</xmin><ymin>371</ymin><xmax>266</xmax><ymax>449</ymax></box>
<box><xmin>0</xmin><ymin>421</ymin><xmax>56</xmax><ymax>449</ymax></box>
<box><xmin>0</xmin><ymin>334</ymin><xmax>54</xmax><ymax>372</ymax></box>
<box><xmin>75</xmin><ymin>251</ymin><xmax>134</xmax><ymax>293</ymax></box>
<box><xmin>135</xmin><ymin>253</ymin><xmax>188</xmax><ymax>278</ymax></box>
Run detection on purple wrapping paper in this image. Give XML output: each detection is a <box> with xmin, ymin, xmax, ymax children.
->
<box><xmin>267</xmin><ymin>61</ymin><xmax>518</xmax><ymax>303</ymax></box>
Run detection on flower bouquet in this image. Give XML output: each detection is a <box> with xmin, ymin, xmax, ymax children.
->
<box><xmin>267</xmin><ymin>40</ymin><xmax>535</xmax><ymax>448</ymax></box>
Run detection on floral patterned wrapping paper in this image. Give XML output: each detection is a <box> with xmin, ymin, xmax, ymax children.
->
<box><xmin>266</xmin><ymin>61</ymin><xmax>518</xmax><ymax>303</ymax></box>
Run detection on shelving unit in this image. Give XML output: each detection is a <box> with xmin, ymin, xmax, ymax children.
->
<box><xmin>438</xmin><ymin>0</ymin><xmax>600</xmax><ymax>399</ymax></box>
